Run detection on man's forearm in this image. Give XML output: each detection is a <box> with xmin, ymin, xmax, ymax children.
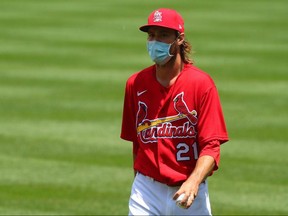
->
<box><xmin>186</xmin><ymin>155</ymin><xmax>215</xmax><ymax>186</ymax></box>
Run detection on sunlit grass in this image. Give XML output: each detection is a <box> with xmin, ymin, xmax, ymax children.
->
<box><xmin>0</xmin><ymin>0</ymin><xmax>287</xmax><ymax>214</ymax></box>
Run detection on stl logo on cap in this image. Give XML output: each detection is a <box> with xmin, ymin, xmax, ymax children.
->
<box><xmin>153</xmin><ymin>10</ymin><xmax>162</xmax><ymax>22</ymax></box>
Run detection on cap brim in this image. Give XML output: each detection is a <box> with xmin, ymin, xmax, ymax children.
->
<box><xmin>139</xmin><ymin>25</ymin><xmax>152</xmax><ymax>32</ymax></box>
<box><xmin>139</xmin><ymin>24</ymin><xmax>179</xmax><ymax>33</ymax></box>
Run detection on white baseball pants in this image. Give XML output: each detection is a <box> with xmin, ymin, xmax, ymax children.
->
<box><xmin>129</xmin><ymin>173</ymin><xmax>212</xmax><ymax>216</ymax></box>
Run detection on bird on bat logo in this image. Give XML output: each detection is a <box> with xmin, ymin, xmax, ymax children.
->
<box><xmin>173</xmin><ymin>92</ymin><xmax>197</xmax><ymax>125</ymax></box>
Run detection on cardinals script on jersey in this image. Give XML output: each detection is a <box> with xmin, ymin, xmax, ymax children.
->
<box><xmin>136</xmin><ymin>92</ymin><xmax>197</xmax><ymax>143</ymax></box>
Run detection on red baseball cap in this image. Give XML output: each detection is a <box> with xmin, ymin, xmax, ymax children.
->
<box><xmin>139</xmin><ymin>8</ymin><xmax>184</xmax><ymax>33</ymax></box>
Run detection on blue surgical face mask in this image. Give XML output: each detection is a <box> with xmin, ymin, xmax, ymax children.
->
<box><xmin>147</xmin><ymin>40</ymin><xmax>176</xmax><ymax>65</ymax></box>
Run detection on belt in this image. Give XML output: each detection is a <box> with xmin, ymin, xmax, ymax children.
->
<box><xmin>137</xmin><ymin>172</ymin><xmax>182</xmax><ymax>186</ymax></box>
<box><xmin>137</xmin><ymin>172</ymin><xmax>206</xmax><ymax>186</ymax></box>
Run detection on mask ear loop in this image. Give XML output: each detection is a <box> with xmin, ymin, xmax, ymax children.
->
<box><xmin>168</xmin><ymin>32</ymin><xmax>182</xmax><ymax>56</ymax></box>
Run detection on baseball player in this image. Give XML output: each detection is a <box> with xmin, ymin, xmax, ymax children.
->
<box><xmin>121</xmin><ymin>8</ymin><xmax>229</xmax><ymax>215</ymax></box>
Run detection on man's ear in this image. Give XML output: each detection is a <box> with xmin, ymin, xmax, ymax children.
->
<box><xmin>177</xmin><ymin>33</ymin><xmax>185</xmax><ymax>46</ymax></box>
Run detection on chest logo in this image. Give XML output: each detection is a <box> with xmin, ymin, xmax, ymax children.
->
<box><xmin>136</xmin><ymin>92</ymin><xmax>198</xmax><ymax>143</ymax></box>
<box><xmin>137</xmin><ymin>90</ymin><xmax>147</xmax><ymax>96</ymax></box>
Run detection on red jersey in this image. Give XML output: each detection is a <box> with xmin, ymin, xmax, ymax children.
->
<box><xmin>121</xmin><ymin>64</ymin><xmax>229</xmax><ymax>186</ymax></box>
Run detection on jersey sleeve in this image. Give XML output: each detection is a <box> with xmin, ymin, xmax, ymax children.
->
<box><xmin>197</xmin><ymin>85</ymin><xmax>229</xmax><ymax>145</ymax></box>
<box><xmin>120</xmin><ymin>79</ymin><xmax>137</xmax><ymax>142</ymax></box>
<box><xmin>199</xmin><ymin>139</ymin><xmax>220</xmax><ymax>172</ymax></box>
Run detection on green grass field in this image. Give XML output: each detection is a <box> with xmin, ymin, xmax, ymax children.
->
<box><xmin>0</xmin><ymin>0</ymin><xmax>287</xmax><ymax>215</ymax></box>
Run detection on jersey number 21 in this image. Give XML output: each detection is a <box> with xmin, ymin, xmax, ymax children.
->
<box><xmin>176</xmin><ymin>142</ymin><xmax>198</xmax><ymax>161</ymax></box>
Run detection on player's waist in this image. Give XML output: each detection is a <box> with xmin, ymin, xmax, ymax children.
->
<box><xmin>137</xmin><ymin>171</ymin><xmax>206</xmax><ymax>187</ymax></box>
<box><xmin>137</xmin><ymin>172</ymin><xmax>184</xmax><ymax>187</ymax></box>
